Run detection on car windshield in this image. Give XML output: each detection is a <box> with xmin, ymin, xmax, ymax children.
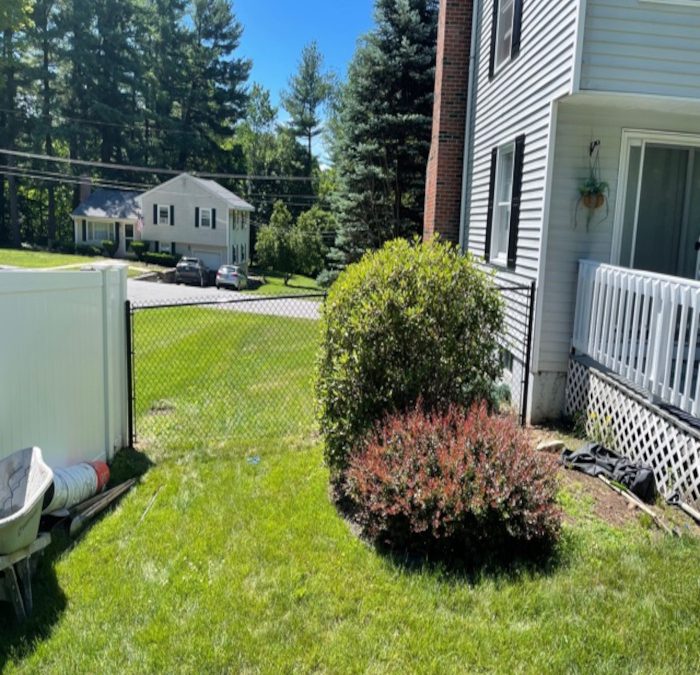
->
<box><xmin>179</xmin><ymin>258</ymin><xmax>198</xmax><ymax>265</ymax></box>
<box><xmin>220</xmin><ymin>266</ymin><xmax>236</xmax><ymax>273</ymax></box>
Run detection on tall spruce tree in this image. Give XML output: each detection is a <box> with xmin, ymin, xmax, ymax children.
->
<box><xmin>329</xmin><ymin>0</ymin><xmax>437</xmax><ymax>269</ymax></box>
<box><xmin>281</xmin><ymin>41</ymin><xmax>332</xmax><ymax>176</ymax></box>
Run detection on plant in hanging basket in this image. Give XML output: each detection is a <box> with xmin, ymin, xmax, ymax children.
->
<box><xmin>579</xmin><ymin>173</ymin><xmax>608</xmax><ymax>210</ymax></box>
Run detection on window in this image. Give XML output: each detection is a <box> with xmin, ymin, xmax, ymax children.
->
<box><xmin>200</xmin><ymin>208</ymin><xmax>212</xmax><ymax>228</ymax></box>
<box><xmin>241</xmin><ymin>243</ymin><xmax>246</xmax><ymax>261</ymax></box>
<box><xmin>491</xmin><ymin>143</ymin><xmax>515</xmax><ymax>264</ymax></box>
<box><xmin>232</xmin><ymin>245</ymin><xmax>237</xmax><ymax>263</ymax></box>
<box><xmin>124</xmin><ymin>223</ymin><xmax>134</xmax><ymax>242</ymax></box>
<box><xmin>158</xmin><ymin>205</ymin><xmax>170</xmax><ymax>226</ymax></box>
<box><xmin>496</xmin><ymin>0</ymin><xmax>514</xmax><ymax>69</ymax></box>
<box><xmin>489</xmin><ymin>0</ymin><xmax>522</xmax><ymax>78</ymax></box>
<box><xmin>86</xmin><ymin>221</ymin><xmax>114</xmax><ymax>242</ymax></box>
<box><xmin>485</xmin><ymin>135</ymin><xmax>524</xmax><ymax>268</ymax></box>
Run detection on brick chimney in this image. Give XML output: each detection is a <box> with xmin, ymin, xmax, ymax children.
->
<box><xmin>79</xmin><ymin>175</ymin><xmax>92</xmax><ymax>203</ymax></box>
<box><xmin>423</xmin><ymin>0</ymin><xmax>473</xmax><ymax>244</ymax></box>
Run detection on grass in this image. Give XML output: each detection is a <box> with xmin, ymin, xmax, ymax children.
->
<box><xmin>0</xmin><ymin>246</ymin><xmax>167</xmax><ymax>279</ymax></box>
<box><xmin>0</xmin><ymin>247</ymin><xmax>106</xmax><ymax>268</ymax></box>
<box><xmin>248</xmin><ymin>270</ymin><xmax>325</xmax><ymax>297</ymax></box>
<box><xmin>2</xmin><ymin>309</ymin><xmax>700</xmax><ymax>672</ymax></box>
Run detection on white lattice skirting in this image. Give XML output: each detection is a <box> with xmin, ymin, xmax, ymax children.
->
<box><xmin>566</xmin><ymin>356</ymin><xmax>700</xmax><ymax>507</ymax></box>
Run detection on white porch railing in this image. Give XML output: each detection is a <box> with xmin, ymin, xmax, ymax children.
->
<box><xmin>573</xmin><ymin>260</ymin><xmax>700</xmax><ymax>418</ymax></box>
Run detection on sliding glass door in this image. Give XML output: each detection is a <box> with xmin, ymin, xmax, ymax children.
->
<box><xmin>619</xmin><ymin>141</ymin><xmax>700</xmax><ymax>280</ymax></box>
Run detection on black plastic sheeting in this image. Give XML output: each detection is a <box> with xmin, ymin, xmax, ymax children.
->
<box><xmin>561</xmin><ymin>443</ymin><xmax>657</xmax><ymax>504</ymax></box>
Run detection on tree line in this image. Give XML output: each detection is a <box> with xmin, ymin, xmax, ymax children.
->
<box><xmin>1</xmin><ymin>0</ymin><xmax>438</xmax><ymax>283</ymax></box>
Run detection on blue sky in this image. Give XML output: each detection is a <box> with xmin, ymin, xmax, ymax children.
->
<box><xmin>234</xmin><ymin>0</ymin><xmax>376</xmax><ymax>110</ymax></box>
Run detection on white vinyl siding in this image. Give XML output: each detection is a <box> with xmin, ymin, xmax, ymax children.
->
<box><xmin>580</xmin><ymin>0</ymin><xmax>700</xmax><ymax>98</ymax></box>
<box><xmin>466</xmin><ymin>0</ymin><xmax>579</xmax><ymax>283</ymax></box>
<box><xmin>538</xmin><ymin>99</ymin><xmax>700</xmax><ymax>376</ymax></box>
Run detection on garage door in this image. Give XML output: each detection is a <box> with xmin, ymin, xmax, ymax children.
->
<box><xmin>192</xmin><ymin>250</ymin><xmax>221</xmax><ymax>270</ymax></box>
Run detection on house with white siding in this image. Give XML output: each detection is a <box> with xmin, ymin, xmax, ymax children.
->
<box><xmin>426</xmin><ymin>0</ymin><xmax>700</xmax><ymax>420</ymax></box>
<box><xmin>139</xmin><ymin>174</ymin><xmax>254</xmax><ymax>270</ymax></box>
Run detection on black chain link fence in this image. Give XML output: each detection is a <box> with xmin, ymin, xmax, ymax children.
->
<box><xmin>128</xmin><ymin>294</ymin><xmax>326</xmax><ymax>450</ymax></box>
<box><xmin>127</xmin><ymin>282</ymin><xmax>535</xmax><ymax>450</ymax></box>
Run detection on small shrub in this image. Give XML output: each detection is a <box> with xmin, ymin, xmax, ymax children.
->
<box><xmin>345</xmin><ymin>403</ymin><xmax>561</xmax><ymax>556</ymax></box>
<box><xmin>130</xmin><ymin>240</ymin><xmax>148</xmax><ymax>260</ymax></box>
<box><xmin>316</xmin><ymin>238</ymin><xmax>504</xmax><ymax>473</ymax></box>
<box><xmin>143</xmin><ymin>252</ymin><xmax>179</xmax><ymax>267</ymax></box>
<box><xmin>75</xmin><ymin>244</ymin><xmax>102</xmax><ymax>256</ymax></box>
<box><xmin>101</xmin><ymin>239</ymin><xmax>117</xmax><ymax>257</ymax></box>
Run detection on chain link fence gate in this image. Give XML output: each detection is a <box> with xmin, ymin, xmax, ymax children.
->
<box><xmin>126</xmin><ymin>293</ymin><xmax>326</xmax><ymax>450</ymax></box>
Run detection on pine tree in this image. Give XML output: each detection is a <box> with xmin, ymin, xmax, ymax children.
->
<box><xmin>176</xmin><ymin>0</ymin><xmax>251</xmax><ymax>170</ymax></box>
<box><xmin>281</xmin><ymin>41</ymin><xmax>333</xmax><ymax>176</ymax></box>
<box><xmin>329</xmin><ymin>0</ymin><xmax>438</xmax><ymax>269</ymax></box>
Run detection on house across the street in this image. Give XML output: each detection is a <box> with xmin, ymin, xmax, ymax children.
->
<box><xmin>72</xmin><ymin>173</ymin><xmax>254</xmax><ymax>269</ymax></box>
<box><xmin>72</xmin><ymin>189</ymin><xmax>142</xmax><ymax>258</ymax></box>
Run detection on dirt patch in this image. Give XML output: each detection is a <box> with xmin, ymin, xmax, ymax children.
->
<box><xmin>529</xmin><ymin>426</ymin><xmax>700</xmax><ymax>534</ymax></box>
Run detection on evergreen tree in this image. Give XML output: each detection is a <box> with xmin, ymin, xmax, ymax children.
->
<box><xmin>177</xmin><ymin>0</ymin><xmax>251</xmax><ymax>170</ymax></box>
<box><xmin>329</xmin><ymin>0</ymin><xmax>437</xmax><ymax>269</ymax></box>
<box><xmin>281</xmin><ymin>41</ymin><xmax>333</xmax><ymax>176</ymax></box>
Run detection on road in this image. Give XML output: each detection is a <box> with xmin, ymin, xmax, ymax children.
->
<box><xmin>127</xmin><ymin>279</ymin><xmax>322</xmax><ymax>320</ymax></box>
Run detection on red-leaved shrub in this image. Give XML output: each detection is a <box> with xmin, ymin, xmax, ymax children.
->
<box><xmin>345</xmin><ymin>403</ymin><xmax>561</xmax><ymax>556</ymax></box>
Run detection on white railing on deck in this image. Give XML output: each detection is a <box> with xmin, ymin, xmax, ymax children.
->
<box><xmin>573</xmin><ymin>260</ymin><xmax>700</xmax><ymax>418</ymax></box>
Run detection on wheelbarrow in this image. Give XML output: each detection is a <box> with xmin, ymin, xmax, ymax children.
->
<box><xmin>0</xmin><ymin>447</ymin><xmax>53</xmax><ymax>621</ymax></box>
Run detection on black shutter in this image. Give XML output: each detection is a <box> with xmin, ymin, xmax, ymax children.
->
<box><xmin>484</xmin><ymin>147</ymin><xmax>498</xmax><ymax>262</ymax></box>
<box><xmin>512</xmin><ymin>0</ymin><xmax>523</xmax><ymax>59</ymax></box>
<box><xmin>153</xmin><ymin>204</ymin><xmax>158</xmax><ymax>225</ymax></box>
<box><xmin>195</xmin><ymin>207</ymin><xmax>200</xmax><ymax>228</ymax></box>
<box><xmin>82</xmin><ymin>219</ymin><xmax>87</xmax><ymax>242</ymax></box>
<box><xmin>171</xmin><ymin>242</ymin><xmax>176</xmax><ymax>255</ymax></box>
<box><xmin>155</xmin><ymin>241</ymin><xmax>159</xmax><ymax>253</ymax></box>
<box><xmin>115</xmin><ymin>223</ymin><xmax>120</xmax><ymax>247</ymax></box>
<box><xmin>211</xmin><ymin>208</ymin><xmax>216</xmax><ymax>230</ymax></box>
<box><xmin>507</xmin><ymin>134</ymin><xmax>526</xmax><ymax>269</ymax></box>
<box><xmin>170</xmin><ymin>205</ymin><xmax>175</xmax><ymax>226</ymax></box>
<box><xmin>489</xmin><ymin>0</ymin><xmax>499</xmax><ymax>79</ymax></box>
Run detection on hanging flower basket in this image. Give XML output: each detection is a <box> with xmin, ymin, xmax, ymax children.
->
<box><xmin>582</xmin><ymin>192</ymin><xmax>606</xmax><ymax>210</ymax></box>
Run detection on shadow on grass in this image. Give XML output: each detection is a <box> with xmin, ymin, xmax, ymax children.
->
<box><xmin>0</xmin><ymin>446</ymin><xmax>153</xmax><ymax>664</ymax></box>
<box><xmin>333</xmin><ymin>484</ymin><xmax>567</xmax><ymax>585</ymax></box>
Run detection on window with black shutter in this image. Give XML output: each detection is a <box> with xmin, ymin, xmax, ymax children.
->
<box><xmin>489</xmin><ymin>0</ymin><xmax>523</xmax><ymax>79</ymax></box>
<box><xmin>485</xmin><ymin>135</ymin><xmax>525</xmax><ymax>269</ymax></box>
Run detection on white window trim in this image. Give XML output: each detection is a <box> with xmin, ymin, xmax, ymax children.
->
<box><xmin>490</xmin><ymin>142</ymin><xmax>515</xmax><ymax>266</ymax></box>
<box><xmin>200</xmin><ymin>207</ymin><xmax>212</xmax><ymax>228</ymax></box>
<box><xmin>124</xmin><ymin>223</ymin><xmax>135</xmax><ymax>241</ymax></box>
<box><xmin>612</xmin><ymin>129</ymin><xmax>700</xmax><ymax>266</ymax></box>
<box><xmin>494</xmin><ymin>0</ymin><xmax>515</xmax><ymax>74</ymax></box>
<box><xmin>158</xmin><ymin>204</ymin><xmax>170</xmax><ymax>226</ymax></box>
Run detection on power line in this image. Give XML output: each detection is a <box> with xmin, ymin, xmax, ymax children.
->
<box><xmin>0</xmin><ymin>148</ymin><xmax>315</xmax><ymax>182</ymax></box>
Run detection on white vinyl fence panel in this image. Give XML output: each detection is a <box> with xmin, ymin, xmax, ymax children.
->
<box><xmin>573</xmin><ymin>260</ymin><xmax>700</xmax><ymax>417</ymax></box>
<box><xmin>0</xmin><ymin>267</ymin><xmax>128</xmax><ymax>467</ymax></box>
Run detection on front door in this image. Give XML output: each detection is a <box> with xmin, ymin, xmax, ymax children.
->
<box><xmin>620</xmin><ymin>141</ymin><xmax>700</xmax><ymax>280</ymax></box>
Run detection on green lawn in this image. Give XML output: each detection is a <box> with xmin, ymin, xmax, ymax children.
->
<box><xmin>0</xmin><ymin>247</ymin><xmax>106</xmax><ymax>268</ymax></box>
<box><xmin>2</xmin><ymin>309</ymin><xmax>700</xmax><ymax>673</ymax></box>
<box><xmin>248</xmin><ymin>270</ymin><xmax>325</xmax><ymax>297</ymax></box>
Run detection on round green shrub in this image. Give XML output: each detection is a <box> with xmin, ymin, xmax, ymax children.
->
<box><xmin>316</xmin><ymin>238</ymin><xmax>504</xmax><ymax>474</ymax></box>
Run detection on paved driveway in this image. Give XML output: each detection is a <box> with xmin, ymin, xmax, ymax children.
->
<box><xmin>127</xmin><ymin>279</ymin><xmax>322</xmax><ymax>320</ymax></box>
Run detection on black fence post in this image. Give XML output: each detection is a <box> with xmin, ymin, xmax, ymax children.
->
<box><xmin>521</xmin><ymin>280</ymin><xmax>536</xmax><ymax>427</ymax></box>
<box><xmin>125</xmin><ymin>299</ymin><xmax>135</xmax><ymax>448</ymax></box>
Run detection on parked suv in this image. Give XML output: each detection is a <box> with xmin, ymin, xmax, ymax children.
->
<box><xmin>216</xmin><ymin>265</ymin><xmax>248</xmax><ymax>290</ymax></box>
<box><xmin>175</xmin><ymin>257</ymin><xmax>210</xmax><ymax>287</ymax></box>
